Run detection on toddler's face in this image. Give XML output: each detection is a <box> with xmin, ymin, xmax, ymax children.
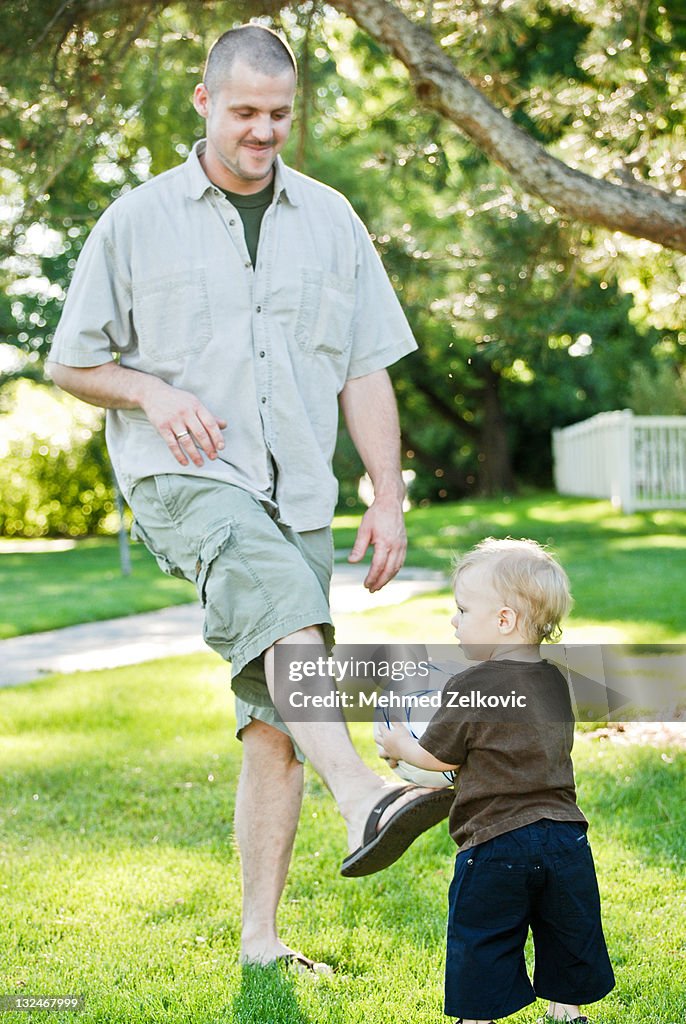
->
<box><xmin>451</xmin><ymin>566</ymin><xmax>509</xmax><ymax>660</ymax></box>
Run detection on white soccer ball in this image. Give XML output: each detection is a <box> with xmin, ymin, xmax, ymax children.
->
<box><xmin>373</xmin><ymin>686</ymin><xmax>455</xmax><ymax>790</ymax></box>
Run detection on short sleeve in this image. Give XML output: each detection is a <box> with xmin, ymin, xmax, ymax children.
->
<box><xmin>345</xmin><ymin>214</ymin><xmax>417</xmax><ymax>380</ymax></box>
<box><xmin>420</xmin><ymin>716</ymin><xmax>470</xmax><ymax>767</ymax></box>
<box><xmin>49</xmin><ymin>213</ymin><xmax>132</xmax><ymax>368</ymax></box>
<box><xmin>419</xmin><ymin>674</ymin><xmax>471</xmax><ymax>766</ymax></box>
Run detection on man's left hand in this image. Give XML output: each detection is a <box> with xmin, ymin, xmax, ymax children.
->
<box><xmin>348</xmin><ymin>496</ymin><xmax>407</xmax><ymax>593</ymax></box>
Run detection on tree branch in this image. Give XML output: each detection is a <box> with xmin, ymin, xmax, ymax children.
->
<box><xmin>333</xmin><ymin>0</ymin><xmax>686</xmax><ymax>252</ymax></box>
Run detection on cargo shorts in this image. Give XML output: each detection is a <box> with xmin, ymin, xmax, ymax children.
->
<box><xmin>129</xmin><ymin>475</ymin><xmax>335</xmax><ymax>760</ymax></box>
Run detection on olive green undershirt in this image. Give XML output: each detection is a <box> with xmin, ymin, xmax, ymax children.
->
<box><xmin>221</xmin><ymin>178</ymin><xmax>275</xmax><ymax>268</ymax></box>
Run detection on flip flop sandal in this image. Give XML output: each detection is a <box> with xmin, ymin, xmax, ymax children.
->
<box><xmin>276</xmin><ymin>953</ymin><xmax>334</xmax><ymax>976</ymax></box>
<box><xmin>340</xmin><ymin>784</ymin><xmax>453</xmax><ymax>877</ymax></box>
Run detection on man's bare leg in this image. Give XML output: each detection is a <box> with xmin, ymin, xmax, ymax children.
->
<box><xmin>235</xmin><ymin>718</ymin><xmax>304</xmax><ymax>963</ymax></box>
<box><xmin>264</xmin><ymin>625</ymin><xmax>436</xmax><ymax>853</ymax></box>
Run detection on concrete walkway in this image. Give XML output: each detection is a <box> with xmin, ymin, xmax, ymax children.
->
<box><xmin>1</xmin><ymin>563</ymin><xmax>447</xmax><ymax>687</ymax></box>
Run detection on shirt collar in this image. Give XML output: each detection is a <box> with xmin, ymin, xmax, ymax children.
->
<box><xmin>272</xmin><ymin>157</ymin><xmax>301</xmax><ymax>208</ymax></box>
<box><xmin>185</xmin><ymin>140</ymin><xmax>300</xmax><ymax>207</ymax></box>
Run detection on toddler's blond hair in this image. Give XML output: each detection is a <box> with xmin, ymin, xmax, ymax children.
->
<box><xmin>453</xmin><ymin>537</ymin><xmax>572</xmax><ymax>643</ymax></box>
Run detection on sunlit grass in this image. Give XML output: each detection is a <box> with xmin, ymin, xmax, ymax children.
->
<box><xmin>0</xmin><ymin>538</ymin><xmax>195</xmax><ymax>639</ymax></box>
<box><xmin>0</xmin><ymin>656</ymin><xmax>684</xmax><ymax>1023</ymax></box>
<box><xmin>2</xmin><ymin>492</ymin><xmax>685</xmax><ymax>641</ymax></box>
<box><xmin>337</xmin><ymin>597</ymin><xmax>686</xmax><ymax>646</ymax></box>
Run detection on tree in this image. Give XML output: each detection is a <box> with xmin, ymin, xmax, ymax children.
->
<box><xmin>3</xmin><ymin>1</ymin><xmax>685</xmax><ymax>252</ymax></box>
<box><xmin>297</xmin><ymin>17</ymin><xmax>661</xmax><ymax>497</ymax></box>
<box><xmin>332</xmin><ymin>0</ymin><xmax>686</xmax><ymax>251</ymax></box>
<box><xmin>1</xmin><ymin>1</ymin><xmax>684</xmax><ymax>527</ymax></box>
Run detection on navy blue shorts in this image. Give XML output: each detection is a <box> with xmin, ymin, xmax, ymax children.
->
<box><xmin>445</xmin><ymin>819</ymin><xmax>615</xmax><ymax>1020</ymax></box>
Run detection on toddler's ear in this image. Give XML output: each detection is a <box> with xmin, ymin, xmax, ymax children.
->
<box><xmin>497</xmin><ymin>606</ymin><xmax>517</xmax><ymax>635</ymax></box>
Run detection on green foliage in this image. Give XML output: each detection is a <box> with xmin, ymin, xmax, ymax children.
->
<box><xmin>0</xmin><ymin>381</ymin><xmax>116</xmax><ymax>536</ymax></box>
<box><xmin>2</xmin><ymin>1</ymin><xmax>685</xmax><ymax>517</ymax></box>
<box><xmin>0</xmin><ymin>432</ymin><xmax>113</xmax><ymax>536</ymax></box>
<box><xmin>627</xmin><ymin>361</ymin><xmax>686</xmax><ymax>415</ymax></box>
<box><xmin>426</xmin><ymin>0</ymin><xmax>686</xmax><ymax>180</ymax></box>
<box><xmin>298</xmin><ymin>20</ymin><xmax>664</xmax><ymax>497</ymax></box>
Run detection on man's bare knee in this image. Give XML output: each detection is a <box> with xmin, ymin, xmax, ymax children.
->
<box><xmin>274</xmin><ymin>624</ymin><xmax>325</xmax><ymax>647</ymax></box>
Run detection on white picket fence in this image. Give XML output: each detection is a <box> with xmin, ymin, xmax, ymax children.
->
<box><xmin>552</xmin><ymin>410</ymin><xmax>686</xmax><ymax>513</ymax></box>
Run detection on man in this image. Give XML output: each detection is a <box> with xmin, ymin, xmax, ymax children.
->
<box><xmin>48</xmin><ymin>24</ymin><xmax>452</xmax><ymax>971</ymax></box>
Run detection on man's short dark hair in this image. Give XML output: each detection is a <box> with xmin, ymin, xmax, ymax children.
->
<box><xmin>204</xmin><ymin>24</ymin><xmax>297</xmax><ymax>93</ymax></box>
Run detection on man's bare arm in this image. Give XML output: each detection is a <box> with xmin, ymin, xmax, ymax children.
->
<box><xmin>47</xmin><ymin>361</ymin><xmax>226</xmax><ymax>468</ymax></box>
<box><xmin>339</xmin><ymin>368</ymin><xmax>407</xmax><ymax>592</ymax></box>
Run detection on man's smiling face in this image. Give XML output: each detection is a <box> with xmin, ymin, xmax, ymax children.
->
<box><xmin>194</xmin><ymin>59</ymin><xmax>296</xmax><ymax>194</ymax></box>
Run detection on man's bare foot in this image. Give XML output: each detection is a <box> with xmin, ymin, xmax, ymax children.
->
<box><xmin>240</xmin><ymin>937</ymin><xmax>292</xmax><ymax>965</ymax></box>
<box><xmin>240</xmin><ymin>941</ymin><xmax>332</xmax><ymax>975</ymax></box>
<box><xmin>342</xmin><ymin>781</ymin><xmax>446</xmax><ymax>855</ymax></box>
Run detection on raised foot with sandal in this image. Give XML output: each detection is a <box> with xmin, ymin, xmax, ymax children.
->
<box><xmin>340</xmin><ymin>784</ymin><xmax>454</xmax><ymax>877</ymax></box>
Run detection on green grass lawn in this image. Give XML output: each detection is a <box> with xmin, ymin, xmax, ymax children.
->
<box><xmin>3</xmin><ymin>493</ymin><xmax>686</xmax><ymax>641</ymax></box>
<box><xmin>336</xmin><ymin>494</ymin><xmax>686</xmax><ymax>643</ymax></box>
<box><xmin>0</xmin><ymin>655</ymin><xmax>684</xmax><ymax>1023</ymax></box>
<box><xmin>0</xmin><ymin>538</ymin><xmax>195</xmax><ymax>639</ymax></box>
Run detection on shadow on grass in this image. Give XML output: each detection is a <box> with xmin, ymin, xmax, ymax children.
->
<box><xmin>230</xmin><ymin>963</ymin><xmax>311</xmax><ymax>1024</ymax></box>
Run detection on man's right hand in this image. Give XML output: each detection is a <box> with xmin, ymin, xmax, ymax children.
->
<box><xmin>48</xmin><ymin>361</ymin><xmax>227</xmax><ymax>469</ymax></box>
<box><xmin>141</xmin><ymin>377</ymin><xmax>227</xmax><ymax>467</ymax></box>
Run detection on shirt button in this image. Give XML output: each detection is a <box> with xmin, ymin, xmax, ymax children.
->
<box><xmin>256</xmin><ymin>305</ymin><xmax>262</xmax><ymax>313</ymax></box>
<box><xmin>261</xmin><ymin>396</ymin><xmax>267</xmax><ymax>404</ymax></box>
<box><xmin>245</xmin><ymin>261</ymin><xmax>251</xmax><ymax>268</ymax></box>
<box><xmin>229</xmin><ymin>218</ymin><xmax>236</xmax><ymax>226</ymax></box>
<box><xmin>259</xmin><ymin>351</ymin><xmax>265</xmax><ymax>358</ymax></box>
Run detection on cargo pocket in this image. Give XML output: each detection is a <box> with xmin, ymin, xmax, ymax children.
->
<box><xmin>131</xmin><ymin>520</ymin><xmax>187</xmax><ymax>580</ymax></box>
<box><xmin>294</xmin><ymin>268</ymin><xmax>355</xmax><ymax>357</ymax></box>
<box><xmin>194</xmin><ymin>520</ymin><xmax>233</xmax><ymax>608</ymax></box>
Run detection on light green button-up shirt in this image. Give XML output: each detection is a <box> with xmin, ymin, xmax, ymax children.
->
<box><xmin>49</xmin><ymin>141</ymin><xmax>417</xmax><ymax>530</ymax></box>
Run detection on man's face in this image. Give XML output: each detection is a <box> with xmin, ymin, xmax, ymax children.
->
<box><xmin>193</xmin><ymin>59</ymin><xmax>296</xmax><ymax>193</ymax></box>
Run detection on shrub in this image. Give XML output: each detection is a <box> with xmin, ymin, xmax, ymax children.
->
<box><xmin>0</xmin><ymin>380</ymin><xmax>120</xmax><ymax>537</ymax></box>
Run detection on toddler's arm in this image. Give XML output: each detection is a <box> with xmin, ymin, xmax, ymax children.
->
<box><xmin>378</xmin><ymin>723</ymin><xmax>460</xmax><ymax>772</ymax></box>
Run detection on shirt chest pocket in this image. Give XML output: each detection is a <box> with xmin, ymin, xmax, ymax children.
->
<box><xmin>133</xmin><ymin>269</ymin><xmax>212</xmax><ymax>361</ymax></box>
<box><xmin>294</xmin><ymin>268</ymin><xmax>355</xmax><ymax>357</ymax></box>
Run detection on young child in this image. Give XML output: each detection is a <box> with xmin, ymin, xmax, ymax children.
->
<box><xmin>377</xmin><ymin>538</ymin><xmax>614</xmax><ymax>1024</ymax></box>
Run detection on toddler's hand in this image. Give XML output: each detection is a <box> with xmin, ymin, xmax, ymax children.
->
<box><xmin>374</xmin><ymin>726</ymin><xmax>399</xmax><ymax>767</ymax></box>
<box><xmin>378</xmin><ymin>722</ymin><xmax>414</xmax><ymax>764</ymax></box>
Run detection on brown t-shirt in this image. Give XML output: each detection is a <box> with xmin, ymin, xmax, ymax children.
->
<box><xmin>419</xmin><ymin>659</ymin><xmax>587</xmax><ymax>851</ymax></box>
